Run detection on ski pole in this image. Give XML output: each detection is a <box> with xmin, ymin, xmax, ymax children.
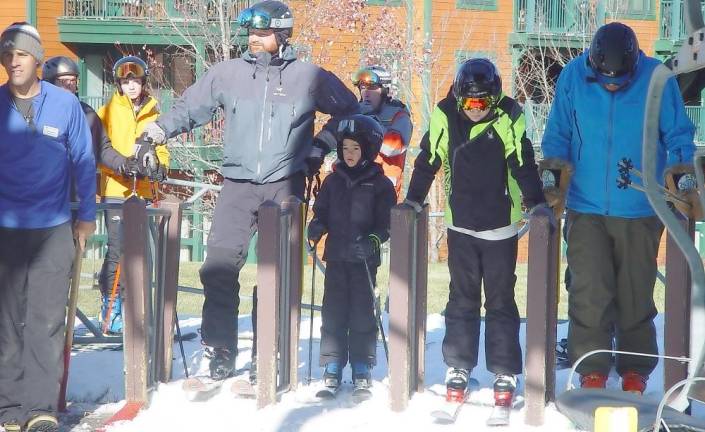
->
<box><xmin>306</xmin><ymin>240</ymin><xmax>318</xmax><ymax>385</ymax></box>
<box><xmin>363</xmin><ymin>259</ymin><xmax>389</xmax><ymax>364</ymax></box>
<box><xmin>174</xmin><ymin>311</ymin><xmax>189</xmax><ymax>378</ymax></box>
<box><xmin>58</xmin><ymin>244</ymin><xmax>84</xmax><ymax>412</ymax></box>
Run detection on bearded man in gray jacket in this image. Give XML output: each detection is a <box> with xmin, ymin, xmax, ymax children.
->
<box><xmin>143</xmin><ymin>0</ymin><xmax>359</xmax><ymax>381</ymax></box>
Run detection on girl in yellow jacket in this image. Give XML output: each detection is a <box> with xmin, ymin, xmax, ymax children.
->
<box><xmin>97</xmin><ymin>55</ymin><xmax>169</xmax><ymax>333</ymax></box>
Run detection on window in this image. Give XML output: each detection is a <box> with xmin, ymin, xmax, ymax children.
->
<box><xmin>457</xmin><ymin>0</ymin><xmax>497</xmax><ymax>11</ymax></box>
<box><xmin>612</xmin><ymin>0</ymin><xmax>654</xmax><ymax>20</ymax></box>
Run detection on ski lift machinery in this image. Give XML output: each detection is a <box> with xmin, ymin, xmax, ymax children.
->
<box><xmin>555</xmin><ymin>0</ymin><xmax>705</xmax><ymax>430</ymax></box>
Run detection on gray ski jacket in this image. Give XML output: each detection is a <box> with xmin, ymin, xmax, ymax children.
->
<box><xmin>156</xmin><ymin>46</ymin><xmax>359</xmax><ymax>183</ymax></box>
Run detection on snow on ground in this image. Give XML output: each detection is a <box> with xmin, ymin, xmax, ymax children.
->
<box><xmin>59</xmin><ymin>313</ymin><xmax>699</xmax><ymax>431</ymax></box>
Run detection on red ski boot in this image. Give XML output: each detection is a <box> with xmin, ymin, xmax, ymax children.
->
<box><xmin>445</xmin><ymin>367</ymin><xmax>470</xmax><ymax>402</ymax></box>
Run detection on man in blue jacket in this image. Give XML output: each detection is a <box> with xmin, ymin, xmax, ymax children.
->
<box><xmin>0</xmin><ymin>23</ymin><xmax>96</xmax><ymax>432</ymax></box>
<box><xmin>142</xmin><ymin>1</ymin><xmax>359</xmax><ymax>382</ymax></box>
<box><xmin>541</xmin><ymin>22</ymin><xmax>695</xmax><ymax>393</ymax></box>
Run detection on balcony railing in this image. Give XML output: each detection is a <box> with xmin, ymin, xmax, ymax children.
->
<box><xmin>660</xmin><ymin>0</ymin><xmax>705</xmax><ymax>41</ymax></box>
<box><xmin>525</xmin><ymin>102</ymin><xmax>705</xmax><ymax>145</ymax></box>
<box><xmin>63</xmin><ymin>0</ymin><xmax>251</xmax><ymax>21</ymax></box>
<box><xmin>514</xmin><ymin>0</ymin><xmax>605</xmax><ymax>35</ymax></box>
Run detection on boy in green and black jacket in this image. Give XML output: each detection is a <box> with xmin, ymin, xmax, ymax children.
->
<box><xmin>405</xmin><ymin>58</ymin><xmax>552</xmax><ymax>407</ymax></box>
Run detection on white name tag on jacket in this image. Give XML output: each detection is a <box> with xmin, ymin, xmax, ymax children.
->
<box><xmin>43</xmin><ymin>125</ymin><xmax>59</xmax><ymax>138</ymax></box>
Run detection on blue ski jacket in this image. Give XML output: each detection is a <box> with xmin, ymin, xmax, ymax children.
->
<box><xmin>541</xmin><ymin>51</ymin><xmax>695</xmax><ymax>218</ymax></box>
<box><xmin>0</xmin><ymin>81</ymin><xmax>96</xmax><ymax>228</ymax></box>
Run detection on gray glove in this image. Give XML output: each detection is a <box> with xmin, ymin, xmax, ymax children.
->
<box><xmin>143</xmin><ymin>122</ymin><xmax>167</xmax><ymax>145</ymax></box>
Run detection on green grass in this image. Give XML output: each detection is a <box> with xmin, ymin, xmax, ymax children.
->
<box><xmin>77</xmin><ymin>259</ymin><xmax>666</xmax><ymax>322</ymax></box>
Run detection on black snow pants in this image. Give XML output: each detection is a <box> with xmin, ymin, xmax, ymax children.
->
<box><xmin>319</xmin><ymin>261</ymin><xmax>378</xmax><ymax>367</ymax></box>
<box><xmin>199</xmin><ymin>174</ymin><xmax>305</xmax><ymax>352</ymax></box>
<box><xmin>442</xmin><ymin>229</ymin><xmax>522</xmax><ymax>375</ymax></box>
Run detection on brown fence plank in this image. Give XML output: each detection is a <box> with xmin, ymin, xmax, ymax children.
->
<box><xmin>256</xmin><ymin>201</ymin><xmax>281</xmax><ymax>408</ymax></box>
<box><xmin>121</xmin><ymin>196</ymin><xmax>150</xmax><ymax>403</ymax></box>
<box><xmin>524</xmin><ymin>215</ymin><xmax>559</xmax><ymax>426</ymax></box>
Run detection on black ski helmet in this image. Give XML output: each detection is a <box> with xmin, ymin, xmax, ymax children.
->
<box><xmin>239</xmin><ymin>0</ymin><xmax>294</xmax><ymax>44</ymax></box>
<box><xmin>452</xmin><ymin>58</ymin><xmax>502</xmax><ymax>110</ymax></box>
<box><xmin>335</xmin><ymin>114</ymin><xmax>385</xmax><ymax>167</ymax></box>
<box><xmin>589</xmin><ymin>22</ymin><xmax>639</xmax><ymax>78</ymax></box>
<box><xmin>42</xmin><ymin>56</ymin><xmax>79</xmax><ymax>84</ymax></box>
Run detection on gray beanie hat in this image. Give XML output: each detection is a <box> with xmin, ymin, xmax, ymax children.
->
<box><xmin>0</xmin><ymin>22</ymin><xmax>44</xmax><ymax>62</ymax></box>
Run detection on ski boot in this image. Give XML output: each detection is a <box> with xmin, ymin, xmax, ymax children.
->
<box><xmin>25</xmin><ymin>414</ymin><xmax>58</xmax><ymax>432</ymax></box>
<box><xmin>494</xmin><ymin>374</ymin><xmax>516</xmax><ymax>408</ymax></box>
<box><xmin>99</xmin><ymin>295</ymin><xmax>123</xmax><ymax>334</ymax></box>
<box><xmin>621</xmin><ymin>371</ymin><xmax>648</xmax><ymax>395</ymax></box>
<box><xmin>445</xmin><ymin>367</ymin><xmax>470</xmax><ymax>402</ymax></box>
<box><xmin>206</xmin><ymin>346</ymin><xmax>236</xmax><ymax>381</ymax></box>
<box><xmin>351</xmin><ymin>362</ymin><xmax>373</xmax><ymax>403</ymax></box>
<box><xmin>322</xmin><ymin>362</ymin><xmax>341</xmax><ymax>389</ymax></box>
<box><xmin>351</xmin><ymin>362</ymin><xmax>372</xmax><ymax>390</ymax></box>
<box><xmin>580</xmin><ymin>372</ymin><xmax>608</xmax><ymax>389</ymax></box>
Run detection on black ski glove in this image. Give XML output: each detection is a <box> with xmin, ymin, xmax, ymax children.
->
<box><xmin>351</xmin><ymin>235</ymin><xmax>381</xmax><ymax>261</ymax></box>
<box><xmin>122</xmin><ymin>156</ymin><xmax>145</xmax><ymax>178</ymax></box>
<box><xmin>149</xmin><ymin>164</ymin><xmax>167</xmax><ymax>183</ymax></box>
<box><xmin>307</xmin><ymin>220</ymin><xmax>326</xmax><ymax>244</ymax></box>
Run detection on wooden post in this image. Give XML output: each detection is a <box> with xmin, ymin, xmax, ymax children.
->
<box><xmin>157</xmin><ymin>198</ymin><xmax>182</xmax><ymax>382</ymax></box>
<box><xmin>121</xmin><ymin>196</ymin><xmax>150</xmax><ymax>404</ymax></box>
<box><xmin>524</xmin><ymin>214</ymin><xmax>559</xmax><ymax>426</ymax></box>
<box><xmin>664</xmin><ymin>216</ymin><xmax>694</xmax><ymax>394</ymax></box>
<box><xmin>282</xmin><ymin>197</ymin><xmax>304</xmax><ymax>390</ymax></box>
<box><xmin>256</xmin><ymin>201</ymin><xmax>281</xmax><ymax>408</ymax></box>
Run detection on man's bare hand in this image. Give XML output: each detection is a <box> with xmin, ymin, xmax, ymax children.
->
<box><xmin>73</xmin><ymin>220</ymin><xmax>96</xmax><ymax>251</ymax></box>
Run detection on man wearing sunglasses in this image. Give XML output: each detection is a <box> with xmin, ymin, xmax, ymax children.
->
<box><xmin>404</xmin><ymin>58</ymin><xmax>548</xmax><ymax>413</ymax></box>
<box><xmin>141</xmin><ymin>0</ymin><xmax>358</xmax><ymax>383</ymax></box>
<box><xmin>350</xmin><ymin>66</ymin><xmax>413</xmax><ymax>199</ymax></box>
<box><xmin>541</xmin><ymin>23</ymin><xmax>695</xmax><ymax>393</ymax></box>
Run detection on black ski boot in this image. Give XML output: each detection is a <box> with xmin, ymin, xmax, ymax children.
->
<box><xmin>445</xmin><ymin>367</ymin><xmax>470</xmax><ymax>402</ymax></box>
<box><xmin>206</xmin><ymin>346</ymin><xmax>236</xmax><ymax>381</ymax></box>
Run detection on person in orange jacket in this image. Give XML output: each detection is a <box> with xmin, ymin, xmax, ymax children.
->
<box><xmin>97</xmin><ymin>55</ymin><xmax>169</xmax><ymax>333</ymax></box>
<box><xmin>352</xmin><ymin>66</ymin><xmax>413</xmax><ymax>199</ymax></box>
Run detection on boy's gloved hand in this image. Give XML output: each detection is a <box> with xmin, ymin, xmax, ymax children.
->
<box><xmin>529</xmin><ymin>203</ymin><xmax>557</xmax><ymax>231</ymax></box>
<box><xmin>351</xmin><ymin>235</ymin><xmax>380</xmax><ymax>261</ymax></box>
<box><xmin>307</xmin><ymin>220</ymin><xmax>326</xmax><ymax>244</ymax></box>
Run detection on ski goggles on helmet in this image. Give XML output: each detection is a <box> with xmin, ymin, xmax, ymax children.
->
<box><xmin>237</xmin><ymin>8</ymin><xmax>293</xmax><ymax>30</ymax></box>
<box><xmin>352</xmin><ymin>70</ymin><xmax>382</xmax><ymax>89</ymax></box>
<box><xmin>459</xmin><ymin>95</ymin><xmax>493</xmax><ymax>111</ymax></box>
<box><xmin>114</xmin><ymin>61</ymin><xmax>146</xmax><ymax>80</ymax></box>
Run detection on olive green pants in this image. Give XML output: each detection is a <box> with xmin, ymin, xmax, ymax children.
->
<box><xmin>566</xmin><ymin>211</ymin><xmax>663</xmax><ymax>376</ymax></box>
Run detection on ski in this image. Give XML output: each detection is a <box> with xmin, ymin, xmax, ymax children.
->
<box><xmin>230</xmin><ymin>377</ymin><xmax>256</xmax><ymax>398</ymax></box>
<box><xmin>314</xmin><ymin>384</ymin><xmax>341</xmax><ymax>400</ymax></box>
<box><xmin>182</xmin><ymin>376</ymin><xmax>224</xmax><ymax>400</ymax></box>
<box><xmin>430</xmin><ymin>378</ymin><xmax>480</xmax><ymax>424</ymax></box>
<box><xmin>486</xmin><ymin>405</ymin><xmax>511</xmax><ymax>427</ymax></box>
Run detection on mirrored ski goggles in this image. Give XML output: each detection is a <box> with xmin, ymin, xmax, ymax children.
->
<box><xmin>352</xmin><ymin>70</ymin><xmax>382</xmax><ymax>88</ymax></box>
<box><xmin>237</xmin><ymin>8</ymin><xmax>293</xmax><ymax>30</ymax></box>
<box><xmin>459</xmin><ymin>96</ymin><xmax>493</xmax><ymax>111</ymax></box>
<box><xmin>114</xmin><ymin>62</ymin><xmax>146</xmax><ymax>80</ymax></box>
